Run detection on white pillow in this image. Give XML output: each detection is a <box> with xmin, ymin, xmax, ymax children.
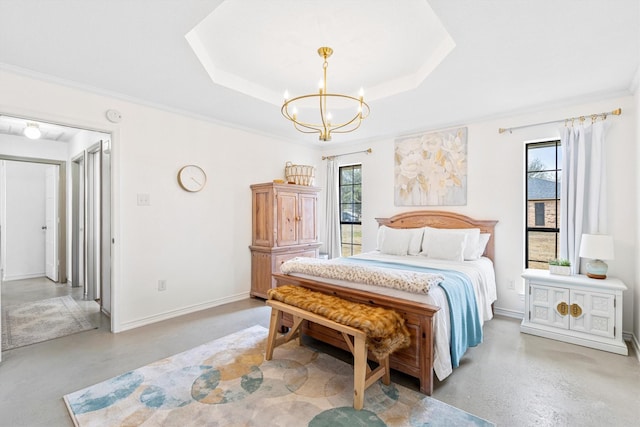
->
<box><xmin>421</xmin><ymin>228</ymin><xmax>468</xmax><ymax>261</ymax></box>
<box><xmin>379</xmin><ymin>226</ymin><xmax>412</xmax><ymax>255</ymax></box>
<box><xmin>377</xmin><ymin>226</ymin><xmax>424</xmax><ymax>256</ymax></box>
<box><xmin>470</xmin><ymin>233</ymin><xmax>491</xmax><ymax>259</ymax></box>
<box><xmin>421</xmin><ymin>227</ymin><xmax>481</xmax><ymax>260</ymax></box>
<box><xmin>408</xmin><ymin>228</ymin><xmax>425</xmax><ymax>255</ymax></box>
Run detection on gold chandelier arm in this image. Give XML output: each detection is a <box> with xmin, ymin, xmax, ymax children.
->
<box><xmin>280</xmin><ymin>47</ymin><xmax>369</xmax><ymax>141</ymax></box>
<box><xmin>292</xmin><ymin>121</ymin><xmax>322</xmax><ymax>135</ymax></box>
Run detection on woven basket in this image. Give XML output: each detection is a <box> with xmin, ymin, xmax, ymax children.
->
<box><xmin>285</xmin><ymin>161</ymin><xmax>315</xmax><ymax>186</ymax></box>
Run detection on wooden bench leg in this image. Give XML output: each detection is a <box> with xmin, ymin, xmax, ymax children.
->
<box><xmin>352</xmin><ymin>334</ymin><xmax>366</xmax><ymax>410</ymax></box>
<box><xmin>380</xmin><ymin>356</ymin><xmax>390</xmax><ymax>385</ymax></box>
<box><xmin>265</xmin><ymin>307</ymin><xmax>281</xmax><ymax>361</ymax></box>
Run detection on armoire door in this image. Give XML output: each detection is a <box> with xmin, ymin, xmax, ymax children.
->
<box><xmin>276</xmin><ymin>191</ymin><xmax>298</xmax><ymax>246</ymax></box>
<box><xmin>298</xmin><ymin>192</ymin><xmax>317</xmax><ymax>244</ymax></box>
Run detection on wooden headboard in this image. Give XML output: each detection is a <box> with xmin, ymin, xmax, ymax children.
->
<box><xmin>375</xmin><ymin>210</ymin><xmax>498</xmax><ymax>262</ymax></box>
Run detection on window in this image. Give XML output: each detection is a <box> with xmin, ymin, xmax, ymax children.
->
<box><xmin>526</xmin><ymin>141</ymin><xmax>561</xmax><ymax>269</ymax></box>
<box><xmin>534</xmin><ymin>202</ymin><xmax>545</xmax><ymax>226</ymax></box>
<box><xmin>339</xmin><ymin>164</ymin><xmax>362</xmax><ymax>256</ymax></box>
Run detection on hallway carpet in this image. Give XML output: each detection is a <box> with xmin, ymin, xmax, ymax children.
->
<box><xmin>1</xmin><ymin>295</ymin><xmax>96</xmax><ymax>350</ymax></box>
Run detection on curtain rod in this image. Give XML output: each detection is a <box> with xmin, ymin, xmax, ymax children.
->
<box><xmin>322</xmin><ymin>148</ymin><xmax>372</xmax><ymax>160</ymax></box>
<box><xmin>498</xmin><ymin>108</ymin><xmax>622</xmax><ymax>134</ymax></box>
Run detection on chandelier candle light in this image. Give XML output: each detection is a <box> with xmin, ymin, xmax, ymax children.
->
<box><xmin>282</xmin><ymin>47</ymin><xmax>370</xmax><ymax>141</ymax></box>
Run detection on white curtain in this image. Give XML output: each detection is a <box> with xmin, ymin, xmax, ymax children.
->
<box><xmin>559</xmin><ymin>120</ymin><xmax>608</xmax><ymax>270</ymax></box>
<box><xmin>324</xmin><ymin>158</ymin><xmax>342</xmax><ymax>259</ymax></box>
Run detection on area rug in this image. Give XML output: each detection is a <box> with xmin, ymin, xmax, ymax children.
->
<box><xmin>1</xmin><ymin>295</ymin><xmax>96</xmax><ymax>351</ymax></box>
<box><xmin>64</xmin><ymin>325</ymin><xmax>494</xmax><ymax>427</ymax></box>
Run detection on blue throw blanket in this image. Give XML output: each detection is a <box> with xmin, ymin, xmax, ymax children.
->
<box><xmin>341</xmin><ymin>257</ymin><xmax>482</xmax><ymax>367</ymax></box>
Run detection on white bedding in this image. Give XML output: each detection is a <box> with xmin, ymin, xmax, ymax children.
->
<box><xmin>287</xmin><ymin>250</ymin><xmax>497</xmax><ymax>380</ymax></box>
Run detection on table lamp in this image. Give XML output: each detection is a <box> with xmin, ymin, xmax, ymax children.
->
<box><xmin>579</xmin><ymin>234</ymin><xmax>614</xmax><ymax>279</ymax></box>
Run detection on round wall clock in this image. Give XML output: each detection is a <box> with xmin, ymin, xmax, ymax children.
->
<box><xmin>177</xmin><ymin>165</ymin><xmax>207</xmax><ymax>192</ymax></box>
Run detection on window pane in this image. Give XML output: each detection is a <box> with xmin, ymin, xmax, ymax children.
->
<box><xmin>528</xmin><ymin>230</ymin><xmax>558</xmax><ymax>264</ymax></box>
<box><xmin>341</xmin><ymin>224</ymin><xmax>353</xmax><ymax>244</ymax></box>
<box><xmin>527</xmin><ymin>200</ymin><xmax>557</xmax><ymax>229</ymax></box>
<box><xmin>340</xmin><ymin>186</ymin><xmax>353</xmax><ymax>203</ymax></box>
<box><xmin>352</xmin><ymin>224</ymin><xmax>362</xmax><ymax>245</ymax></box>
<box><xmin>340</xmin><ymin>168</ymin><xmax>353</xmax><ymax>184</ymax></box>
<box><xmin>534</xmin><ymin>203</ymin><xmax>545</xmax><ymax>226</ymax></box>
<box><xmin>353</xmin><ymin>185</ymin><xmax>361</xmax><ymax>203</ymax></box>
<box><xmin>353</xmin><ymin>167</ymin><xmax>362</xmax><ymax>184</ymax></box>
<box><xmin>528</xmin><ymin>145</ymin><xmax>557</xmax><ymax>172</ymax></box>
<box><xmin>341</xmin><ymin>205</ymin><xmax>356</xmax><ymax>222</ymax></box>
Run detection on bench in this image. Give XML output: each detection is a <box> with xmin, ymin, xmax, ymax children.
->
<box><xmin>265</xmin><ymin>299</ymin><xmax>391</xmax><ymax>410</ymax></box>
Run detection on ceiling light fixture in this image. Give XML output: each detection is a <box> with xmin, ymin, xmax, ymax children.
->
<box><xmin>24</xmin><ymin>122</ymin><xmax>42</xmax><ymax>139</ymax></box>
<box><xmin>282</xmin><ymin>47</ymin><xmax>370</xmax><ymax>142</ymax></box>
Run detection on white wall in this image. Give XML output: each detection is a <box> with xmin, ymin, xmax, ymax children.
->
<box><xmin>0</xmin><ymin>70</ymin><xmax>318</xmax><ymax>332</ymax></box>
<box><xmin>634</xmin><ymin>76</ymin><xmax>640</xmax><ymax>352</ymax></box>
<box><xmin>319</xmin><ymin>95</ymin><xmax>637</xmax><ymax>334</ymax></box>
<box><xmin>2</xmin><ymin>161</ymin><xmax>48</xmax><ymax>280</ymax></box>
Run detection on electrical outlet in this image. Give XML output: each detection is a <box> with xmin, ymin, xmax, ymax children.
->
<box><xmin>137</xmin><ymin>193</ymin><xmax>151</xmax><ymax>206</ymax></box>
<box><xmin>507</xmin><ymin>280</ymin><xmax>515</xmax><ymax>290</ymax></box>
<box><xmin>158</xmin><ymin>280</ymin><xmax>167</xmax><ymax>291</ymax></box>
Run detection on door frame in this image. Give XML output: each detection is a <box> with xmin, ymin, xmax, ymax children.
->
<box><xmin>0</xmin><ymin>155</ymin><xmax>66</xmax><ymax>283</ymax></box>
<box><xmin>0</xmin><ymin>108</ymin><xmax>119</xmax><ymax>337</ymax></box>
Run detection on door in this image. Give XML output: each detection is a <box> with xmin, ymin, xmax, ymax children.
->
<box><xmin>298</xmin><ymin>192</ymin><xmax>318</xmax><ymax>244</ymax></box>
<box><xmin>529</xmin><ymin>283</ymin><xmax>570</xmax><ymax>329</ymax></box>
<box><xmin>101</xmin><ymin>142</ymin><xmax>111</xmax><ymax>315</ymax></box>
<box><xmin>85</xmin><ymin>143</ymin><xmax>101</xmax><ymax>302</ymax></box>
<box><xmin>71</xmin><ymin>156</ymin><xmax>84</xmax><ymax>288</ymax></box>
<box><xmin>276</xmin><ymin>191</ymin><xmax>298</xmax><ymax>246</ymax></box>
<box><xmin>72</xmin><ymin>141</ymin><xmax>111</xmax><ymax>314</ymax></box>
<box><xmin>569</xmin><ymin>290</ymin><xmax>615</xmax><ymax>338</ymax></box>
<box><xmin>45</xmin><ymin>165</ymin><xmax>58</xmax><ymax>281</ymax></box>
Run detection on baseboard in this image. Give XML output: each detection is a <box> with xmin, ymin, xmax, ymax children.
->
<box><xmin>493</xmin><ymin>306</ymin><xmax>523</xmax><ymax>320</ymax></box>
<box><xmin>625</xmin><ymin>332</ymin><xmax>640</xmax><ymax>361</ymax></box>
<box><xmin>114</xmin><ymin>292</ymin><xmax>251</xmax><ymax>333</ymax></box>
<box><xmin>3</xmin><ymin>273</ymin><xmax>46</xmax><ymax>281</ymax></box>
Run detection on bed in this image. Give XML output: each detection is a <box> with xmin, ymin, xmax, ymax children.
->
<box><xmin>272</xmin><ymin>210</ymin><xmax>498</xmax><ymax>395</ymax></box>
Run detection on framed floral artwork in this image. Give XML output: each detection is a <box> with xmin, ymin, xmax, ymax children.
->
<box><xmin>394</xmin><ymin>127</ymin><xmax>467</xmax><ymax>206</ymax></box>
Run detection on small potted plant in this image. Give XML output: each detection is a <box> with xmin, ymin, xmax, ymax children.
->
<box><xmin>548</xmin><ymin>258</ymin><xmax>571</xmax><ymax>275</ymax></box>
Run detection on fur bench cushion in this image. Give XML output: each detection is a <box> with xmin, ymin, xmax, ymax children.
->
<box><xmin>268</xmin><ymin>285</ymin><xmax>411</xmax><ymax>360</ymax></box>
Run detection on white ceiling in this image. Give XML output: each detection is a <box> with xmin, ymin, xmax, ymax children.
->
<box><xmin>0</xmin><ymin>0</ymin><xmax>638</xmax><ymax>145</ymax></box>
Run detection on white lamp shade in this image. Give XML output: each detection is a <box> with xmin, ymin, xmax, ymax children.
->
<box><xmin>579</xmin><ymin>234</ymin><xmax>614</xmax><ymax>260</ymax></box>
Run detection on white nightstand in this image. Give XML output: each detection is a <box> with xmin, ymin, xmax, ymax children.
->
<box><xmin>521</xmin><ymin>269</ymin><xmax>628</xmax><ymax>355</ymax></box>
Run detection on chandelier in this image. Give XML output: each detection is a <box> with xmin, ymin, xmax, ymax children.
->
<box><xmin>281</xmin><ymin>47</ymin><xmax>370</xmax><ymax>141</ymax></box>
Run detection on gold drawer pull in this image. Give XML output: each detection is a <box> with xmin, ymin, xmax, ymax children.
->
<box><xmin>570</xmin><ymin>303</ymin><xmax>582</xmax><ymax>318</ymax></box>
<box><xmin>557</xmin><ymin>302</ymin><xmax>569</xmax><ymax>316</ymax></box>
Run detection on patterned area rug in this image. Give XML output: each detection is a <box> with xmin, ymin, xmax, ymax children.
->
<box><xmin>2</xmin><ymin>296</ymin><xmax>96</xmax><ymax>351</ymax></box>
<box><xmin>64</xmin><ymin>325</ymin><xmax>494</xmax><ymax>427</ymax></box>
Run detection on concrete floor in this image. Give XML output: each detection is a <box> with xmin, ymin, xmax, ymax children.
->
<box><xmin>1</xmin><ymin>278</ymin><xmax>639</xmax><ymax>426</ymax></box>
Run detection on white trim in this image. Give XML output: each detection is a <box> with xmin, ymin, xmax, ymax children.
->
<box><xmin>0</xmin><ymin>64</ymin><xmax>309</xmax><ymax>147</ymax></box>
<box><xmin>493</xmin><ymin>307</ymin><xmax>524</xmax><ymax>320</ymax></box>
<box><xmin>628</xmin><ymin>332</ymin><xmax>640</xmax><ymax>362</ymax></box>
<box><xmin>113</xmin><ymin>292</ymin><xmax>250</xmax><ymax>333</ymax></box>
<box><xmin>4</xmin><ymin>273</ymin><xmax>47</xmax><ymax>281</ymax></box>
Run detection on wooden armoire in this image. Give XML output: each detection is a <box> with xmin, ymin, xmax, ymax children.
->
<box><xmin>250</xmin><ymin>182</ymin><xmax>321</xmax><ymax>298</ymax></box>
